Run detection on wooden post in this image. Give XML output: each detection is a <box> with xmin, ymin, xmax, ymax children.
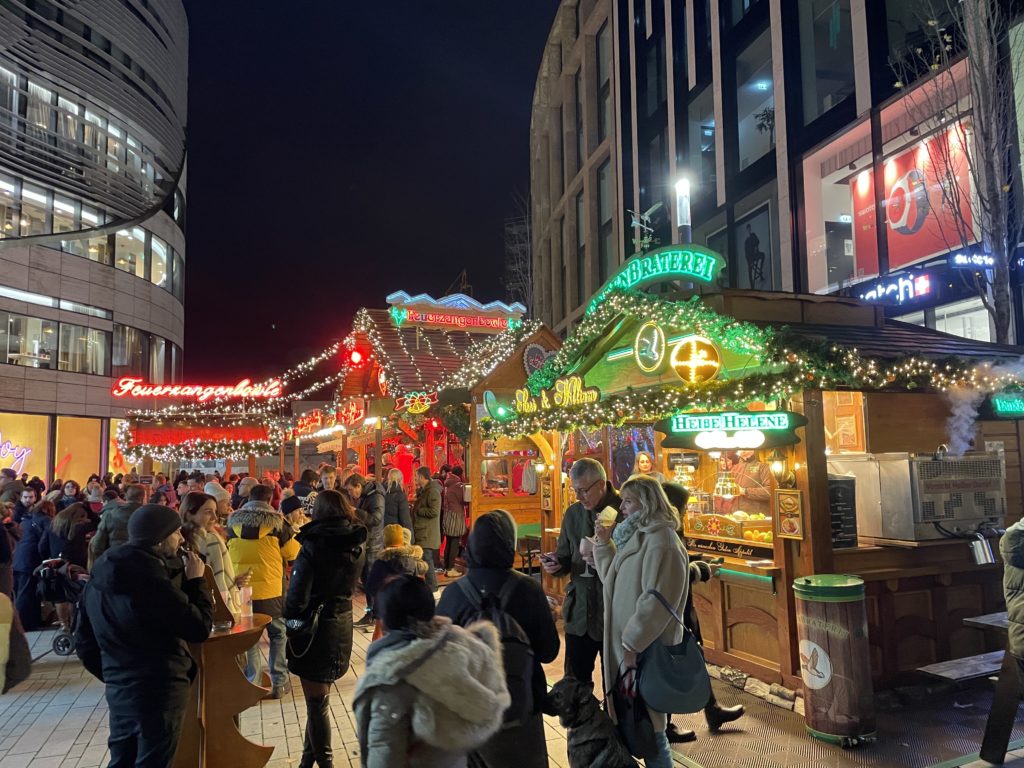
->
<box><xmin>278</xmin><ymin>443</ymin><xmax>285</xmax><ymax>475</ymax></box>
<box><xmin>225</xmin><ymin>460</ymin><xmax>233</xmax><ymax>479</ymax></box>
<box><xmin>374</xmin><ymin>423</ymin><xmax>383</xmax><ymax>481</ymax></box>
<box><xmin>247</xmin><ymin>455</ymin><xmax>257</xmax><ymax>478</ymax></box>
<box><xmin>292</xmin><ymin>439</ymin><xmax>300</xmax><ymax>480</ymax></box>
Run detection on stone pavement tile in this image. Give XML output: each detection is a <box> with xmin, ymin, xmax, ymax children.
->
<box><xmin>26</xmin><ymin>758</ymin><xmax>63</xmax><ymax>768</ymax></box>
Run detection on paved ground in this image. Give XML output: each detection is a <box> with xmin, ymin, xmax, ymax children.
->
<box><xmin>0</xmin><ymin>582</ymin><xmax>1022</xmax><ymax>768</ymax></box>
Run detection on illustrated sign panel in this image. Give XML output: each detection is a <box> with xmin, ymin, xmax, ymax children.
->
<box><xmin>658</xmin><ymin>410</ymin><xmax>807</xmax><ymax>450</ymax></box>
<box><xmin>514</xmin><ymin>376</ymin><xmax>600</xmax><ymax>414</ymax></box>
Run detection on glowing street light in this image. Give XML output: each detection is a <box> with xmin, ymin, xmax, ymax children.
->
<box><xmin>675</xmin><ymin>177</ymin><xmax>692</xmax><ymax>244</ymax></box>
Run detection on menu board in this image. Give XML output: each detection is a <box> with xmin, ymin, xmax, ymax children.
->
<box><xmin>828</xmin><ymin>475</ymin><xmax>858</xmax><ymax>549</ymax></box>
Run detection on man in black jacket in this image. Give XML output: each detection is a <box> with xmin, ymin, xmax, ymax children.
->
<box><xmin>77</xmin><ymin>504</ymin><xmax>213</xmax><ymax>767</ymax></box>
<box><xmin>437</xmin><ymin>509</ymin><xmax>560</xmax><ymax>768</ymax></box>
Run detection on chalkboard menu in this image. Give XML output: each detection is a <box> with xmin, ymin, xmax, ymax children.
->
<box><xmin>828</xmin><ymin>475</ymin><xmax>858</xmax><ymax>549</ymax></box>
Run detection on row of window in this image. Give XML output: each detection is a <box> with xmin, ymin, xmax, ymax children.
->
<box><xmin>0</xmin><ymin>308</ymin><xmax>181</xmax><ymax>380</ymax></box>
<box><xmin>0</xmin><ymin>170</ymin><xmax>185</xmax><ymax>302</ymax></box>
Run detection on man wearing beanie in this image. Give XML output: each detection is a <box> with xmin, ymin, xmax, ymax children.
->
<box><xmin>76</xmin><ymin>504</ymin><xmax>213</xmax><ymax>766</ymax></box>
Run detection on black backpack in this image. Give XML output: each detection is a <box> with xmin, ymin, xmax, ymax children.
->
<box><xmin>457</xmin><ymin>575</ymin><xmax>535</xmax><ymax>726</ymax></box>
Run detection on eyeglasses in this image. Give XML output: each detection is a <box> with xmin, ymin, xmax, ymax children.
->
<box><xmin>572</xmin><ymin>477</ymin><xmax>604</xmax><ymax>498</ymax></box>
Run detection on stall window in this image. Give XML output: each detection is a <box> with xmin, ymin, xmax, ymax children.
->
<box><xmin>609</xmin><ymin>424</ymin><xmax>657</xmax><ymax>488</ymax></box>
<box><xmin>150</xmin><ymin>235</ymin><xmax>169</xmax><ymax>289</ymax></box>
<box><xmin>0</xmin><ymin>412</ymin><xmax>49</xmax><ymax>478</ymax></box>
<box><xmin>561</xmin><ymin>428</ymin><xmax>605</xmax><ymax>477</ymax></box>
<box><xmin>801</xmin><ymin>118</ymin><xmax>874</xmax><ymax>292</ymax></box>
<box><xmin>112</xmin><ymin>324</ymin><xmax>149</xmax><ymax>378</ymax></box>
<box><xmin>1</xmin><ymin>313</ymin><xmax>57</xmax><ymax>369</ymax></box>
<box><xmin>54</xmin><ymin>416</ymin><xmax>101</xmax><ymax>484</ymax></box>
<box><xmin>480</xmin><ymin>438</ymin><xmax>539</xmax><ymax>497</ymax></box>
<box><xmin>687</xmin><ymin>88</ymin><xmax>716</xmax><ymax>207</ymax></box>
<box><xmin>823</xmin><ymin>391</ymin><xmax>866</xmax><ymax>453</ymax></box>
<box><xmin>799</xmin><ymin>0</ymin><xmax>854</xmax><ymax>123</ymax></box>
<box><xmin>115</xmin><ymin>227</ymin><xmax>147</xmax><ymax>278</ymax></box>
<box><xmin>735</xmin><ymin>31</ymin><xmax>774</xmax><ymax>171</ymax></box>
<box><xmin>59</xmin><ymin>324</ymin><xmax>110</xmax><ymax>376</ymax></box>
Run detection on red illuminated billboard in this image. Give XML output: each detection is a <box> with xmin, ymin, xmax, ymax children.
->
<box><xmin>851</xmin><ymin>126</ymin><xmax>975</xmax><ymax>275</ymax></box>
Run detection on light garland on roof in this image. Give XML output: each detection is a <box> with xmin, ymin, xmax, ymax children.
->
<box><xmin>437</xmin><ymin>319</ymin><xmax>543</xmax><ymax>392</ymax></box>
<box><xmin>115</xmin><ymin>418</ymin><xmax>286</xmax><ymax>463</ymax></box>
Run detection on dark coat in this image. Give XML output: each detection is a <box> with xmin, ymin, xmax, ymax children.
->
<box><xmin>442</xmin><ymin>476</ymin><xmax>467</xmax><ymax>538</ymax></box>
<box><xmin>56</xmin><ymin>494</ymin><xmax>81</xmax><ymax>512</ymax></box>
<box><xmin>383</xmin><ymin>486</ymin><xmax>413</xmax><ymax>534</ymax></box>
<box><xmin>40</xmin><ymin>521</ymin><xmax>96</xmax><ymax>569</ymax></box>
<box><xmin>292</xmin><ymin>481</ymin><xmax>316</xmax><ymax>499</ymax></box>
<box><xmin>412</xmin><ymin>480</ymin><xmax>442</xmax><ymax>551</ymax></box>
<box><xmin>357</xmin><ymin>481</ymin><xmax>386</xmax><ymax>560</ymax></box>
<box><xmin>284</xmin><ymin>515</ymin><xmax>367</xmax><ymax>683</ymax></box>
<box><xmin>437</xmin><ymin>511</ymin><xmax>560</xmax><ymax>717</ymax></box>
<box><xmin>77</xmin><ymin>544</ymin><xmax>213</xmax><ymax>711</ymax></box>
<box><xmin>13</xmin><ymin>511</ymin><xmax>50</xmax><ymax>574</ymax></box>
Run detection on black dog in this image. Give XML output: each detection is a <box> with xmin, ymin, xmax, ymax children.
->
<box><xmin>544</xmin><ymin>677</ymin><xmax>639</xmax><ymax>768</ymax></box>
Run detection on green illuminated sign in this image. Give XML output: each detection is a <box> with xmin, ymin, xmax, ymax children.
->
<box><xmin>991</xmin><ymin>393</ymin><xmax>1024</xmax><ymax>417</ymax></box>
<box><xmin>587</xmin><ymin>245</ymin><xmax>726</xmax><ymax>314</ymax></box>
<box><xmin>671</xmin><ymin>412</ymin><xmax>794</xmax><ymax>433</ymax></box>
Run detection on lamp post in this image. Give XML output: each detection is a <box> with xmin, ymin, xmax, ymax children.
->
<box><xmin>675</xmin><ymin>177</ymin><xmax>692</xmax><ymax>244</ymax></box>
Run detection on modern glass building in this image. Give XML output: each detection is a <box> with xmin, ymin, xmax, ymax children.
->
<box><xmin>0</xmin><ymin>0</ymin><xmax>187</xmax><ymax>482</ymax></box>
<box><xmin>531</xmin><ymin>0</ymin><xmax>1024</xmax><ymax>343</ymax></box>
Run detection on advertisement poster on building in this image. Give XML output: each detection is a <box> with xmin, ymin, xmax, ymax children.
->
<box><xmin>851</xmin><ymin>126</ymin><xmax>975</xmax><ymax>274</ymax></box>
<box><xmin>705</xmin><ymin>203</ymin><xmax>773</xmax><ymax>290</ymax></box>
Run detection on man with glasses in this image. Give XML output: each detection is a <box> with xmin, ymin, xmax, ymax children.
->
<box><xmin>541</xmin><ymin>457</ymin><xmax>621</xmax><ymax>682</ymax></box>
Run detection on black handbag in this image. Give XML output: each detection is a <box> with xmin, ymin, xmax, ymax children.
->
<box><xmin>637</xmin><ymin>588</ymin><xmax>712</xmax><ymax>714</ymax></box>
<box><xmin>608</xmin><ymin>667</ymin><xmax>660</xmax><ymax>759</ymax></box>
<box><xmin>285</xmin><ymin>603</ymin><xmax>324</xmax><ymax>658</ymax></box>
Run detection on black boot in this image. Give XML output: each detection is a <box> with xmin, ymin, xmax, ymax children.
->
<box><xmin>704</xmin><ymin>690</ymin><xmax>745</xmax><ymax>732</ymax></box>
<box><xmin>305</xmin><ymin>695</ymin><xmax>334</xmax><ymax>768</ymax></box>
<box><xmin>298</xmin><ymin>718</ymin><xmax>315</xmax><ymax>768</ymax></box>
<box><xmin>667</xmin><ymin>722</ymin><xmax>698</xmax><ymax>743</ymax></box>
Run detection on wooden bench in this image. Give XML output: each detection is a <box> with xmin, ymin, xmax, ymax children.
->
<box><xmin>917</xmin><ymin>650</ymin><xmax>1005</xmax><ymax>682</ymax></box>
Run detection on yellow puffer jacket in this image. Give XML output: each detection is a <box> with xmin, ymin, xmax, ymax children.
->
<box><xmin>226</xmin><ymin>501</ymin><xmax>301</xmax><ymax>602</ymax></box>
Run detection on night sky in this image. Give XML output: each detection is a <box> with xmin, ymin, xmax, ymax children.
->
<box><xmin>180</xmin><ymin>2</ymin><xmax>558</xmax><ymax>380</ymax></box>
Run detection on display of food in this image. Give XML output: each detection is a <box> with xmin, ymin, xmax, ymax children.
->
<box><xmin>684</xmin><ymin>511</ymin><xmax>774</xmax><ymax>545</ymax></box>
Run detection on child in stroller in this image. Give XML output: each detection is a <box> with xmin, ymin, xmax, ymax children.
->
<box><xmin>34</xmin><ymin>558</ymin><xmax>89</xmax><ymax>656</ymax></box>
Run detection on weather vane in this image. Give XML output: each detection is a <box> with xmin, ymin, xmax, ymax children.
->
<box><xmin>628</xmin><ymin>201</ymin><xmax>663</xmax><ymax>254</ymax></box>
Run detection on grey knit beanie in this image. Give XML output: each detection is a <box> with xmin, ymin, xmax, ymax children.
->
<box><xmin>128</xmin><ymin>504</ymin><xmax>182</xmax><ymax>547</ymax></box>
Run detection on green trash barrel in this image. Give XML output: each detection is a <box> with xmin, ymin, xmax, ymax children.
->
<box><xmin>793</xmin><ymin>574</ymin><xmax>876</xmax><ymax>747</ymax></box>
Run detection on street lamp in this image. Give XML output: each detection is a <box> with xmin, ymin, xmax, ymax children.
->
<box><xmin>675</xmin><ymin>178</ymin><xmax>691</xmax><ymax>244</ymax></box>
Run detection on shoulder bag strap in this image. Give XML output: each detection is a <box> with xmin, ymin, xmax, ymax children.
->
<box><xmin>645</xmin><ymin>588</ymin><xmax>685</xmax><ymax>627</ymax></box>
<box><xmin>497</xmin><ymin>574</ymin><xmax>520</xmax><ymax>609</ymax></box>
<box><xmin>457</xmin><ymin>575</ymin><xmax>483</xmax><ymax>609</ymax></box>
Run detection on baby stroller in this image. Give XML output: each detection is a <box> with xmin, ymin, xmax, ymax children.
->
<box><xmin>34</xmin><ymin>558</ymin><xmax>89</xmax><ymax>656</ymax></box>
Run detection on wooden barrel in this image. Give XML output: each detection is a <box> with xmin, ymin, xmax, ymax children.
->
<box><xmin>794</xmin><ymin>575</ymin><xmax>876</xmax><ymax>746</ymax></box>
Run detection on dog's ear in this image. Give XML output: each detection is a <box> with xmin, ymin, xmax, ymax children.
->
<box><xmin>575</xmin><ymin>680</ymin><xmax>595</xmax><ymax>702</ymax></box>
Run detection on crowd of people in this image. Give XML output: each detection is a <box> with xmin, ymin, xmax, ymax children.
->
<box><xmin>0</xmin><ymin>453</ymin><xmax>737</xmax><ymax>767</ymax></box>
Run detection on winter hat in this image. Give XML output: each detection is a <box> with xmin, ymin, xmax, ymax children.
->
<box><xmin>383</xmin><ymin>524</ymin><xmax>406</xmax><ymax>549</ymax></box>
<box><xmin>204</xmin><ymin>482</ymin><xmax>230</xmax><ymax>503</ymax></box>
<box><xmin>466</xmin><ymin>509</ymin><xmax>516</xmax><ymax>569</ymax></box>
<box><xmin>280</xmin><ymin>495</ymin><xmax>303</xmax><ymax>516</ymax></box>
<box><xmin>128</xmin><ymin>504</ymin><xmax>182</xmax><ymax>547</ymax></box>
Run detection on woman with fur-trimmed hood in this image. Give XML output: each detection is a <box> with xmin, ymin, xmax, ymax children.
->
<box><xmin>354</xmin><ymin>574</ymin><xmax>510</xmax><ymax>768</ymax></box>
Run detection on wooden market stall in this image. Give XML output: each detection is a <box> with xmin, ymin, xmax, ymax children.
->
<box><xmin>481</xmin><ymin>245</ymin><xmax>1021</xmax><ymax>689</ymax></box>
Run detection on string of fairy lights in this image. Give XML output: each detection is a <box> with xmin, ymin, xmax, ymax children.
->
<box><xmin>481</xmin><ymin>288</ymin><xmax>1024</xmax><ymax>438</ymax></box>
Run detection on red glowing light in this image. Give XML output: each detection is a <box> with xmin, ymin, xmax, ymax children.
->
<box><xmin>349</xmin><ymin>350</ymin><xmax>364</xmax><ymax>366</ymax></box>
<box><xmin>430</xmin><ymin>418</ymin><xmax>439</xmax><ymax>429</ymax></box>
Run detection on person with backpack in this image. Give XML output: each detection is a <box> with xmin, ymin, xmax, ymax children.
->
<box><xmin>436</xmin><ymin>509</ymin><xmax>559</xmax><ymax>768</ymax></box>
<box><xmin>354</xmin><ymin>574</ymin><xmax>509</xmax><ymax>768</ymax></box>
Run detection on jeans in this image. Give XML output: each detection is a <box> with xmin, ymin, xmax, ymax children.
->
<box><xmin>564</xmin><ymin>631</ymin><xmax>603</xmax><ymax>684</ymax></box>
<box><xmin>421</xmin><ymin>549</ymin><xmax>438</xmax><ymax>592</ymax></box>
<box><xmin>443</xmin><ymin>535</ymin><xmax>461</xmax><ymax>570</ymax></box>
<box><xmin>106</xmin><ymin>685</ymin><xmax>189</xmax><ymax>767</ymax></box>
<box><xmin>645</xmin><ymin>729</ymin><xmax>673</xmax><ymax>768</ymax></box>
<box><xmin>245</xmin><ymin>615</ymin><xmax>289</xmax><ymax>689</ymax></box>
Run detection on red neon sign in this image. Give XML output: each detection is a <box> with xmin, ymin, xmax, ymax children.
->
<box><xmin>336</xmin><ymin>398</ymin><xmax>366</xmax><ymax>426</ymax></box>
<box><xmin>111</xmin><ymin>376</ymin><xmax>284</xmax><ymax>402</ymax></box>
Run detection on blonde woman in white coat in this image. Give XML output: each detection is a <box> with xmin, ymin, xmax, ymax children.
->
<box><xmin>591</xmin><ymin>474</ymin><xmax>689</xmax><ymax>768</ymax></box>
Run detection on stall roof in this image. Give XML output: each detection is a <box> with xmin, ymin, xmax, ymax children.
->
<box><xmin>339</xmin><ymin>308</ymin><xmax>499</xmax><ymax>398</ymax></box>
<box><xmin>780</xmin><ymin>320</ymin><xmax>1022</xmax><ymax>363</ymax></box>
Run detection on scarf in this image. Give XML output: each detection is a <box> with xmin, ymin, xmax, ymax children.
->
<box><xmin>611</xmin><ymin>513</ymin><xmax>642</xmax><ymax>548</ymax></box>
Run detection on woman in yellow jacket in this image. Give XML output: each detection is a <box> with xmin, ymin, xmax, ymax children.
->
<box><xmin>226</xmin><ymin>484</ymin><xmax>301</xmax><ymax>698</ymax></box>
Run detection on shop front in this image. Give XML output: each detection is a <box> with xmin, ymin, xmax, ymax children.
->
<box><xmin>483</xmin><ymin>248</ymin><xmax>1020</xmax><ymax>688</ymax></box>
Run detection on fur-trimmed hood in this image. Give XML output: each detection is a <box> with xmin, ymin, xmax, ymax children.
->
<box><xmin>355</xmin><ymin>616</ymin><xmax>510</xmax><ymax>752</ymax></box>
<box><xmin>377</xmin><ymin>543</ymin><xmax>429</xmax><ymax>578</ymax></box>
<box><xmin>378</xmin><ymin>543</ymin><xmax>424</xmax><ymax>562</ymax></box>
<box><xmin>227</xmin><ymin>501</ymin><xmax>283</xmax><ymax>535</ymax></box>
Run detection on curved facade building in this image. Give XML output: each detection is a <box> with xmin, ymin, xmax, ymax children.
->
<box><xmin>0</xmin><ymin>0</ymin><xmax>187</xmax><ymax>483</ymax></box>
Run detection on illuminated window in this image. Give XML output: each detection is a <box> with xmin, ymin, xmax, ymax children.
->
<box><xmin>597</xmin><ymin>23</ymin><xmax>612</xmax><ymax>142</ymax></box>
<box><xmin>25</xmin><ymin>82</ymin><xmax>53</xmax><ymax>141</ymax></box>
<box><xmin>112</xmin><ymin>325</ymin><xmax>149</xmax><ymax>378</ymax></box>
<box><xmin>115</xmin><ymin>227</ymin><xmax>147</xmax><ymax>278</ymax></box>
<box><xmin>0</xmin><ymin>313</ymin><xmax>57</xmax><ymax>369</ymax></box>
<box><xmin>0</xmin><ymin>173</ymin><xmax>16</xmax><ymax>238</ymax></box>
<box><xmin>735</xmin><ymin>32</ymin><xmax>775</xmax><ymax>170</ymax></box>
<box><xmin>0</xmin><ymin>412</ymin><xmax>50</xmax><ymax>478</ymax></box>
<box><xmin>150</xmin><ymin>235</ymin><xmax>168</xmax><ymax>288</ymax></box>
<box><xmin>55</xmin><ymin>416</ymin><xmax>101</xmax><ymax>485</ymax></box>
<box><xmin>171</xmin><ymin>250</ymin><xmax>184</xmax><ymax>301</ymax></box>
<box><xmin>58</xmin><ymin>324</ymin><xmax>110</xmax><ymax>376</ymax></box>
<box><xmin>150</xmin><ymin>336</ymin><xmax>166</xmax><ymax>383</ymax></box>
<box><xmin>20</xmin><ymin>183</ymin><xmax>48</xmax><ymax>236</ymax></box>
<box><xmin>798</xmin><ymin>0</ymin><xmax>854</xmax><ymax>123</ymax></box>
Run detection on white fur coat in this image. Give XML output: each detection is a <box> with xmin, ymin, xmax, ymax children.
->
<box><xmin>354</xmin><ymin>617</ymin><xmax>510</xmax><ymax>768</ymax></box>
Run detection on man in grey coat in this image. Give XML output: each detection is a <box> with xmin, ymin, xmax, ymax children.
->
<box><xmin>541</xmin><ymin>458</ymin><xmax>621</xmax><ymax>683</ymax></box>
<box><xmin>89</xmin><ymin>484</ymin><xmax>146</xmax><ymax>565</ymax></box>
<box><xmin>412</xmin><ymin>466</ymin><xmax>442</xmax><ymax>592</ymax></box>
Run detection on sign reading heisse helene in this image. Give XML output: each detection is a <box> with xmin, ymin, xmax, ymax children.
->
<box><xmin>111</xmin><ymin>377</ymin><xmax>284</xmax><ymax>402</ymax></box>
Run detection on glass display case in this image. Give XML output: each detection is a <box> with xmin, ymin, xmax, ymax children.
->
<box><xmin>480</xmin><ymin>437</ymin><xmax>539</xmax><ymax>498</ymax></box>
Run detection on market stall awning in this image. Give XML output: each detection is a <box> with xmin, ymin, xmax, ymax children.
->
<box><xmin>780</xmin><ymin>320</ymin><xmax>1022</xmax><ymax>363</ymax></box>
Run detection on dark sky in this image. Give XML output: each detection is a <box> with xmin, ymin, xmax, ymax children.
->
<box><xmin>181</xmin><ymin>2</ymin><xmax>557</xmax><ymax>379</ymax></box>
